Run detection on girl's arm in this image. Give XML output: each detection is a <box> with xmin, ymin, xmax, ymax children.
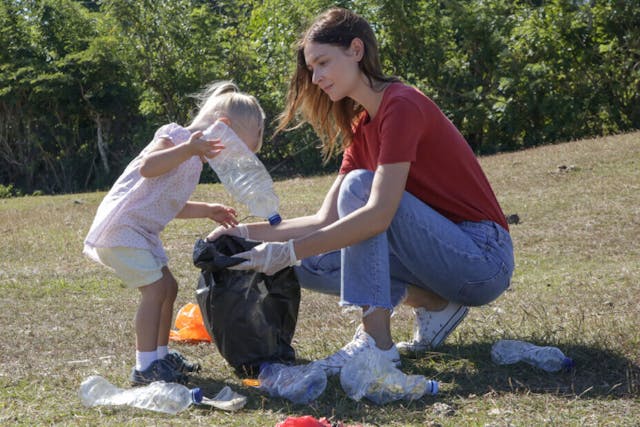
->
<box><xmin>139</xmin><ymin>132</ymin><xmax>223</xmax><ymax>178</ymax></box>
<box><xmin>293</xmin><ymin>162</ymin><xmax>410</xmax><ymax>259</ymax></box>
<box><xmin>176</xmin><ymin>201</ymin><xmax>238</xmax><ymax>228</ymax></box>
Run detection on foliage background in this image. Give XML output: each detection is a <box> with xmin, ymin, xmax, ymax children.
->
<box><xmin>1</xmin><ymin>0</ymin><xmax>639</xmax><ymax>195</ymax></box>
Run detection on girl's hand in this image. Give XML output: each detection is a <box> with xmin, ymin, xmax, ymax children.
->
<box><xmin>206</xmin><ymin>223</ymin><xmax>249</xmax><ymax>242</ymax></box>
<box><xmin>207</xmin><ymin>204</ymin><xmax>238</xmax><ymax>228</ymax></box>
<box><xmin>187</xmin><ymin>131</ymin><xmax>225</xmax><ymax>162</ymax></box>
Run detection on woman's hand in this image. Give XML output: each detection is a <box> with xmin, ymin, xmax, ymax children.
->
<box><xmin>207</xmin><ymin>204</ymin><xmax>239</xmax><ymax>228</ymax></box>
<box><xmin>206</xmin><ymin>223</ymin><xmax>249</xmax><ymax>241</ymax></box>
<box><xmin>228</xmin><ymin>240</ymin><xmax>298</xmax><ymax>275</ymax></box>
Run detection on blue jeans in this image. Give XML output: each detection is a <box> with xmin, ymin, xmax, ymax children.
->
<box><xmin>294</xmin><ymin>169</ymin><xmax>514</xmax><ymax>310</ymax></box>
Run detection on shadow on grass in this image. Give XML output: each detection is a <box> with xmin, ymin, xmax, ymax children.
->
<box><xmin>185</xmin><ymin>344</ymin><xmax>638</xmax><ymax>424</ymax></box>
<box><xmin>402</xmin><ymin>342</ymin><xmax>640</xmax><ymax>399</ymax></box>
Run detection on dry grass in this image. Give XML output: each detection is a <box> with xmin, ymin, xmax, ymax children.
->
<box><xmin>0</xmin><ymin>132</ymin><xmax>638</xmax><ymax>426</ymax></box>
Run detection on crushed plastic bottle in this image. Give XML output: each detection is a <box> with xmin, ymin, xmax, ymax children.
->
<box><xmin>203</xmin><ymin>120</ymin><xmax>281</xmax><ymax>225</ymax></box>
<box><xmin>491</xmin><ymin>339</ymin><xmax>574</xmax><ymax>372</ymax></box>
<box><xmin>201</xmin><ymin>385</ymin><xmax>247</xmax><ymax>411</ymax></box>
<box><xmin>257</xmin><ymin>362</ymin><xmax>327</xmax><ymax>404</ymax></box>
<box><xmin>79</xmin><ymin>375</ymin><xmax>202</xmax><ymax>415</ymax></box>
<box><xmin>339</xmin><ymin>350</ymin><xmax>438</xmax><ymax>405</ymax></box>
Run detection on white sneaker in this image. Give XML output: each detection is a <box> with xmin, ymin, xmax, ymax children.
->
<box><xmin>397</xmin><ymin>302</ymin><xmax>469</xmax><ymax>353</ymax></box>
<box><xmin>314</xmin><ymin>326</ymin><xmax>401</xmax><ymax>376</ymax></box>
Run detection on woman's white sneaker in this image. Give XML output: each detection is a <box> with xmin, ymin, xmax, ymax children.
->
<box><xmin>397</xmin><ymin>303</ymin><xmax>469</xmax><ymax>353</ymax></box>
<box><xmin>314</xmin><ymin>326</ymin><xmax>401</xmax><ymax>376</ymax></box>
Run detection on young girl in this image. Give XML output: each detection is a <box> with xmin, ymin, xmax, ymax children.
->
<box><xmin>208</xmin><ymin>8</ymin><xmax>514</xmax><ymax>376</ymax></box>
<box><xmin>84</xmin><ymin>81</ymin><xmax>265</xmax><ymax>385</ymax></box>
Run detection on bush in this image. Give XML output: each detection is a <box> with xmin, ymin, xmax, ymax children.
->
<box><xmin>0</xmin><ymin>184</ymin><xmax>17</xmax><ymax>199</ymax></box>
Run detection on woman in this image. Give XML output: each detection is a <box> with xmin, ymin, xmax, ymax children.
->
<box><xmin>208</xmin><ymin>8</ymin><xmax>514</xmax><ymax>375</ymax></box>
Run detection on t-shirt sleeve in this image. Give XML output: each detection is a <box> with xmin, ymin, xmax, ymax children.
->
<box><xmin>153</xmin><ymin>123</ymin><xmax>187</xmax><ymax>146</ymax></box>
<box><xmin>378</xmin><ymin>95</ymin><xmax>429</xmax><ymax>165</ymax></box>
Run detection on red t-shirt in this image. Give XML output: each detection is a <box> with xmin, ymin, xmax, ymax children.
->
<box><xmin>340</xmin><ymin>82</ymin><xmax>508</xmax><ymax>231</ymax></box>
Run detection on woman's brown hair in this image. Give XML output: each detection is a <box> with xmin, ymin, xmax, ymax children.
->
<box><xmin>276</xmin><ymin>8</ymin><xmax>398</xmax><ymax>160</ymax></box>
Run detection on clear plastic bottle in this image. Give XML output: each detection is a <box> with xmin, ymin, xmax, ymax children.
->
<box><xmin>257</xmin><ymin>362</ymin><xmax>327</xmax><ymax>404</ymax></box>
<box><xmin>202</xmin><ymin>121</ymin><xmax>281</xmax><ymax>225</ymax></box>
<box><xmin>339</xmin><ymin>350</ymin><xmax>438</xmax><ymax>405</ymax></box>
<box><xmin>491</xmin><ymin>339</ymin><xmax>574</xmax><ymax>372</ymax></box>
<box><xmin>79</xmin><ymin>375</ymin><xmax>203</xmax><ymax>415</ymax></box>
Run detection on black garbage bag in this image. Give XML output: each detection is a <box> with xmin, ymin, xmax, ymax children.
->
<box><xmin>193</xmin><ymin>235</ymin><xmax>300</xmax><ymax>376</ymax></box>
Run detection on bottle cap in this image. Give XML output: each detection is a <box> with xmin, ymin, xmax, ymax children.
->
<box><xmin>561</xmin><ymin>357</ymin><xmax>575</xmax><ymax>370</ymax></box>
<box><xmin>191</xmin><ymin>387</ymin><xmax>203</xmax><ymax>404</ymax></box>
<box><xmin>428</xmin><ymin>380</ymin><xmax>439</xmax><ymax>395</ymax></box>
<box><xmin>268</xmin><ymin>213</ymin><xmax>282</xmax><ymax>225</ymax></box>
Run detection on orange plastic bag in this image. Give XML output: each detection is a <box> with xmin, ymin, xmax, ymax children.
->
<box><xmin>169</xmin><ymin>303</ymin><xmax>212</xmax><ymax>343</ymax></box>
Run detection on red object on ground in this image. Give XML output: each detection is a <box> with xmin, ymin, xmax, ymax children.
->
<box><xmin>275</xmin><ymin>415</ymin><xmax>332</xmax><ymax>427</ymax></box>
<box><xmin>275</xmin><ymin>415</ymin><xmax>364</xmax><ymax>427</ymax></box>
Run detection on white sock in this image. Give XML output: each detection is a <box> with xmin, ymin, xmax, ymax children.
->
<box><xmin>157</xmin><ymin>345</ymin><xmax>169</xmax><ymax>359</ymax></box>
<box><xmin>136</xmin><ymin>350</ymin><xmax>158</xmax><ymax>371</ymax></box>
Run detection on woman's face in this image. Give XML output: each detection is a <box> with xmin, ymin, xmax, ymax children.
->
<box><xmin>303</xmin><ymin>40</ymin><xmax>363</xmax><ymax>102</ymax></box>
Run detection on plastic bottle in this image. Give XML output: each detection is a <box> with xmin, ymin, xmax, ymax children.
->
<box><xmin>257</xmin><ymin>362</ymin><xmax>327</xmax><ymax>404</ymax></box>
<box><xmin>339</xmin><ymin>350</ymin><xmax>438</xmax><ymax>405</ymax></box>
<box><xmin>79</xmin><ymin>375</ymin><xmax>203</xmax><ymax>415</ymax></box>
<box><xmin>203</xmin><ymin>121</ymin><xmax>281</xmax><ymax>225</ymax></box>
<box><xmin>491</xmin><ymin>339</ymin><xmax>574</xmax><ymax>372</ymax></box>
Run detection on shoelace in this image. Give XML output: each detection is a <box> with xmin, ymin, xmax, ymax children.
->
<box><xmin>324</xmin><ymin>333</ymin><xmax>370</xmax><ymax>365</ymax></box>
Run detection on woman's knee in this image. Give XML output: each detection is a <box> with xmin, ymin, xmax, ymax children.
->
<box><xmin>294</xmin><ymin>252</ymin><xmax>341</xmax><ymax>296</ymax></box>
<box><xmin>338</xmin><ymin>169</ymin><xmax>374</xmax><ymax>217</ymax></box>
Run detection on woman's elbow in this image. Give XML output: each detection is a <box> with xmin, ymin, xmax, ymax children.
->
<box><xmin>368</xmin><ymin>210</ymin><xmax>394</xmax><ymax>235</ymax></box>
<box><xmin>369</xmin><ymin>219</ymin><xmax>391</xmax><ymax>236</ymax></box>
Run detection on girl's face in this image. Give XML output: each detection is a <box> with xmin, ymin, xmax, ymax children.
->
<box><xmin>234</xmin><ymin>123</ymin><xmax>263</xmax><ymax>153</ymax></box>
<box><xmin>304</xmin><ymin>40</ymin><xmax>363</xmax><ymax>102</ymax></box>
<box><xmin>218</xmin><ymin>117</ymin><xmax>263</xmax><ymax>153</ymax></box>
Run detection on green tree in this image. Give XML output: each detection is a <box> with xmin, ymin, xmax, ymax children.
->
<box><xmin>1</xmin><ymin>0</ymin><xmax>639</xmax><ymax>194</ymax></box>
<box><xmin>0</xmin><ymin>0</ymin><xmax>43</xmax><ymax>191</ymax></box>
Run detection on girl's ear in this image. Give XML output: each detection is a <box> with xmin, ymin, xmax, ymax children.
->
<box><xmin>217</xmin><ymin>116</ymin><xmax>231</xmax><ymax>126</ymax></box>
<box><xmin>348</xmin><ymin>37</ymin><xmax>365</xmax><ymax>61</ymax></box>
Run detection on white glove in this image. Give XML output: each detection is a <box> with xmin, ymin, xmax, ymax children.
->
<box><xmin>206</xmin><ymin>224</ymin><xmax>249</xmax><ymax>242</ymax></box>
<box><xmin>228</xmin><ymin>240</ymin><xmax>298</xmax><ymax>275</ymax></box>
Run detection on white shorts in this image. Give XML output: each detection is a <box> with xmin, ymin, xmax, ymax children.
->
<box><xmin>95</xmin><ymin>247</ymin><xmax>164</xmax><ymax>288</ymax></box>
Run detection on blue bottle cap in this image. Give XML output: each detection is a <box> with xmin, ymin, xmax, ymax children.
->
<box><xmin>428</xmin><ymin>380</ymin><xmax>439</xmax><ymax>395</ymax></box>
<box><xmin>561</xmin><ymin>357</ymin><xmax>575</xmax><ymax>370</ymax></box>
<box><xmin>191</xmin><ymin>387</ymin><xmax>203</xmax><ymax>404</ymax></box>
<box><xmin>268</xmin><ymin>213</ymin><xmax>282</xmax><ymax>225</ymax></box>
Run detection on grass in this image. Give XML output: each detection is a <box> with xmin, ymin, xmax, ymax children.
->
<box><xmin>0</xmin><ymin>132</ymin><xmax>638</xmax><ymax>426</ymax></box>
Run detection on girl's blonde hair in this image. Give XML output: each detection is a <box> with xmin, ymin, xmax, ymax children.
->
<box><xmin>276</xmin><ymin>8</ymin><xmax>398</xmax><ymax>161</ymax></box>
<box><xmin>191</xmin><ymin>81</ymin><xmax>266</xmax><ymax>151</ymax></box>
